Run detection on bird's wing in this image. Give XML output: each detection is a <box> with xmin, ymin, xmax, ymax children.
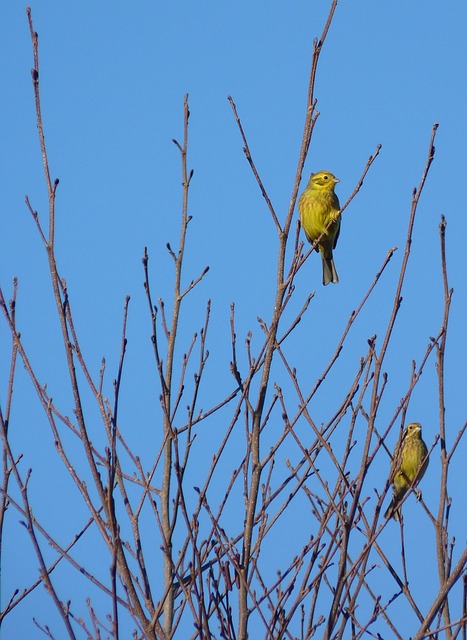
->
<box><xmin>388</xmin><ymin>429</ymin><xmax>406</xmax><ymax>484</ymax></box>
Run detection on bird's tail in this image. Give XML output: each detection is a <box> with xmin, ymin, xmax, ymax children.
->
<box><xmin>321</xmin><ymin>252</ymin><xmax>339</xmax><ymax>286</ymax></box>
<box><xmin>384</xmin><ymin>496</ymin><xmax>401</xmax><ymax>521</ymax></box>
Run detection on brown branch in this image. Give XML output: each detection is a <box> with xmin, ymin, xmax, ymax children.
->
<box><xmin>434</xmin><ymin>213</ymin><xmax>455</xmax><ymax>638</ymax></box>
<box><xmin>286</xmin><ymin>0</ymin><xmax>340</xmax><ymax>238</ymax></box>
<box><xmin>227</xmin><ymin>96</ymin><xmax>281</xmax><ymax>233</ymax></box>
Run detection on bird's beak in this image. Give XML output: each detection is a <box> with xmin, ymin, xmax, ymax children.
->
<box><xmin>334</xmin><ymin>177</ymin><xmax>340</xmax><ymax>184</ymax></box>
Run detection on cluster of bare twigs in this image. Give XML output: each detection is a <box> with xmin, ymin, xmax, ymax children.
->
<box><xmin>1</xmin><ymin>4</ymin><xmax>466</xmax><ymax>640</ymax></box>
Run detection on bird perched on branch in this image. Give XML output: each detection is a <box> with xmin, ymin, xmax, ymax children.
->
<box><xmin>384</xmin><ymin>422</ymin><xmax>429</xmax><ymax>521</ymax></box>
<box><xmin>298</xmin><ymin>170</ymin><xmax>341</xmax><ymax>285</ymax></box>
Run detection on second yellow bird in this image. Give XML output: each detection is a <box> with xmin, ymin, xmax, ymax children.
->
<box><xmin>298</xmin><ymin>170</ymin><xmax>341</xmax><ymax>285</ymax></box>
<box><xmin>384</xmin><ymin>422</ymin><xmax>429</xmax><ymax>521</ymax></box>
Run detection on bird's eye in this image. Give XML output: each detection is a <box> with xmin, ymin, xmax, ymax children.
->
<box><xmin>323</xmin><ymin>175</ymin><xmax>329</xmax><ymax>180</ymax></box>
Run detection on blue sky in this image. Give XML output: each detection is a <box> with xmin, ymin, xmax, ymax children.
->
<box><xmin>1</xmin><ymin>2</ymin><xmax>467</xmax><ymax>638</ymax></box>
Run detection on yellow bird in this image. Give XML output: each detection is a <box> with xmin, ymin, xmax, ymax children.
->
<box><xmin>384</xmin><ymin>423</ymin><xmax>429</xmax><ymax>520</ymax></box>
<box><xmin>298</xmin><ymin>170</ymin><xmax>341</xmax><ymax>285</ymax></box>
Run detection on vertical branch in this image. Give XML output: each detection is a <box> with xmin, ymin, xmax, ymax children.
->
<box><xmin>285</xmin><ymin>0</ymin><xmax>339</xmax><ymax>237</ymax></box>
<box><xmin>26</xmin><ymin>7</ymin><xmax>106</xmax><ymax>509</ymax></box>
<box><xmin>107</xmin><ymin>295</ymin><xmax>131</xmax><ymax>640</ymax></box>
<box><xmin>230</xmin><ymin>95</ymin><xmax>289</xmax><ymax>635</ymax></box>
<box><xmin>0</xmin><ymin>281</ymin><xmax>18</xmax><ymax>618</ymax></box>
<box><xmin>0</xmin><ymin>281</ymin><xmax>18</xmax><ymax>490</ymax></box>
<box><xmin>377</xmin><ymin>123</ymin><xmax>438</xmax><ymax>371</ymax></box>
<box><xmin>233</xmin><ymin>4</ymin><xmax>340</xmax><ymax>638</ymax></box>
<box><xmin>26</xmin><ymin>8</ymin><xmax>55</xmax><ymax>245</ymax></box>
<box><xmin>160</xmin><ymin>94</ymin><xmax>193</xmax><ymax>635</ymax></box>
<box><xmin>435</xmin><ymin>215</ymin><xmax>454</xmax><ymax>638</ymax></box>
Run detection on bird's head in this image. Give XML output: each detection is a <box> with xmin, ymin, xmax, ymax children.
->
<box><xmin>404</xmin><ymin>422</ymin><xmax>422</xmax><ymax>439</ymax></box>
<box><xmin>308</xmin><ymin>171</ymin><xmax>339</xmax><ymax>191</ymax></box>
